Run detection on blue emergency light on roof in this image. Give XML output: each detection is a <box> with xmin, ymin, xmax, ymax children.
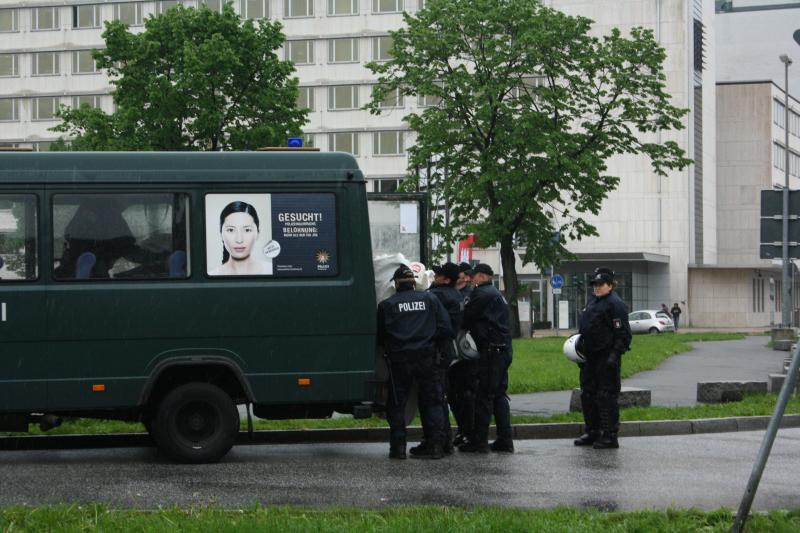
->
<box><xmin>287</xmin><ymin>137</ymin><xmax>304</xmax><ymax>148</ymax></box>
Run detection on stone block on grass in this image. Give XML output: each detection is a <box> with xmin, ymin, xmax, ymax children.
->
<box><xmin>696</xmin><ymin>381</ymin><xmax>768</xmax><ymax>403</ymax></box>
<box><xmin>569</xmin><ymin>387</ymin><xmax>651</xmax><ymax>412</ymax></box>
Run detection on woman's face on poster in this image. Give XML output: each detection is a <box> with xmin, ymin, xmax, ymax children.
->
<box><xmin>222</xmin><ymin>212</ymin><xmax>258</xmax><ymax>260</ymax></box>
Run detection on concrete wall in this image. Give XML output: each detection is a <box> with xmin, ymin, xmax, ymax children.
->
<box><xmin>689</xmin><ymin>267</ymin><xmax>775</xmax><ymax>327</ymax></box>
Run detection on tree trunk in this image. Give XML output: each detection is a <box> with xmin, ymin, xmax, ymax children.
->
<box><xmin>499</xmin><ymin>234</ymin><xmax>521</xmax><ymax>338</ymax></box>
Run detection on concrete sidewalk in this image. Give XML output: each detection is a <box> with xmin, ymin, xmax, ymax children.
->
<box><xmin>511</xmin><ymin>335</ymin><xmax>785</xmax><ymax>416</ymax></box>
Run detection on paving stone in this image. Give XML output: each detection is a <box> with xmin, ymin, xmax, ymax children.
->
<box><xmin>569</xmin><ymin>387</ymin><xmax>651</xmax><ymax>412</ymax></box>
<box><xmin>696</xmin><ymin>381</ymin><xmax>768</xmax><ymax>403</ymax></box>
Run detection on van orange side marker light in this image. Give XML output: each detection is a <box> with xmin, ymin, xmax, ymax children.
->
<box><xmin>92</xmin><ymin>384</ymin><xmax>106</xmax><ymax>392</ymax></box>
<box><xmin>298</xmin><ymin>378</ymin><xmax>311</xmax><ymax>387</ymax></box>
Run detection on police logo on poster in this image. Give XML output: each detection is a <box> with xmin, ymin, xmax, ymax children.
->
<box><xmin>205</xmin><ymin>193</ymin><xmax>337</xmax><ymax>277</ymax></box>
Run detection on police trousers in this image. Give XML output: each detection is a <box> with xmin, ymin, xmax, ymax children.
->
<box><xmin>579</xmin><ymin>351</ymin><xmax>622</xmax><ymax>435</ymax></box>
<box><xmin>448</xmin><ymin>359</ymin><xmax>477</xmax><ymax>437</ymax></box>
<box><xmin>471</xmin><ymin>346</ymin><xmax>512</xmax><ymax>445</ymax></box>
<box><xmin>387</xmin><ymin>353</ymin><xmax>445</xmax><ymax>447</ymax></box>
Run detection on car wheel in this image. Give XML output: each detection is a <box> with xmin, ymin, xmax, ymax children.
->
<box><xmin>152</xmin><ymin>382</ymin><xmax>239</xmax><ymax>464</ymax></box>
<box><xmin>648</xmin><ymin>327</ymin><xmax>659</xmax><ymax>335</ymax></box>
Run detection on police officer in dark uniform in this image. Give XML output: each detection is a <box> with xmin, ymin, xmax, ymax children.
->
<box><xmin>457</xmin><ymin>262</ymin><xmax>474</xmax><ymax>303</ymax></box>
<box><xmin>574</xmin><ymin>267</ymin><xmax>632</xmax><ymax>449</ymax></box>
<box><xmin>460</xmin><ymin>263</ymin><xmax>514</xmax><ymax>453</ymax></box>
<box><xmin>377</xmin><ymin>265</ymin><xmax>454</xmax><ymax>459</ymax></box>
<box><xmin>410</xmin><ymin>262</ymin><xmax>464</xmax><ymax>457</ymax></box>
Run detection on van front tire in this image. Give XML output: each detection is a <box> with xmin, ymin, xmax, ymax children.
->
<box><xmin>152</xmin><ymin>382</ymin><xmax>239</xmax><ymax>463</ymax></box>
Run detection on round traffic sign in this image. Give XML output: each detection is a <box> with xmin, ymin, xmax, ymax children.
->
<box><xmin>550</xmin><ymin>274</ymin><xmax>564</xmax><ymax>289</ymax></box>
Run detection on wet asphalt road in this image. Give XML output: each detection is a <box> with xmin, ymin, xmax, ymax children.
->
<box><xmin>1</xmin><ymin>428</ymin><xmax>799</xmax><ymax>511</ymax></box>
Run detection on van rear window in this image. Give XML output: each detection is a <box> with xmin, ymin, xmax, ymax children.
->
<box><xmin>205</xmin><ymin>193</ymin><xmax>337</xmax><ymax>277</ymax></box>
<box><xmin>52</xmin><ymin>193</ymin><xmax>190</xmax><ymax>280</ymax></box>
<box><xmin>0</xmin><ymin>195</ymin><xmax>37</xmax><ymax>281</ymax></box>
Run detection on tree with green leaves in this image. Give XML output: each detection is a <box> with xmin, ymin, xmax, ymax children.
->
<box><xmin>366</xmin><ymin>0</ymin><xmax>691</xmax><ymax>336</ymax></box>
<box><xmin>51</xmin><ymin>3</ymin><xmax>306</xmax><ymax>151</ymax></box>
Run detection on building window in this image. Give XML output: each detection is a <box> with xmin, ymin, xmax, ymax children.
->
<box><xmin>158</xmin><ymin>1</ymin><xmax>182</xmax><ymax>15</ymax></box>
<box><xmin>373</xmin><ymin>131</ymin><xmax>404</xmax><ymax>155</ymax></box>
<box><xmin>33</xmin><ymin>7</ymin><xmax>60</xmax><ymax>30</ymax></box>
<box><xmin>72</xmin><ymin>95</ymin><xmax>102</xmax><ymax>109</ymax></box>
<box><xmin>0</xmin><ymin>9</ymin><xmax>18</xmax><ymax>32</ymax></box>
<box><xmin>303</xmin><ymin>134</ymin><xmax>315</xmax><ymax>147</ymax></box>
<box><xmin>373</xmin><ymin>0</ymin><xmax>402</xmax><ymax>13</ymax></box>
<box><xmin>774</xmin><ymin>99</ymin><xmax>786</xmax><ymax>129</ymax></box>
<box><xmin>378</xmin><ymin>88</ymin><xmax>404</xmax><ymax>108</ymax></box>
<box><xmin>417</xmin><ymin>92</ymin><xmax>441</xmax><ymax>107</ymax></box>
<box><xmin>791</xmin><ymin>109</ymin><xmax>800</xmax><ymax>138</ymax></box>
<box><xmin>328</xmin><ymin>85</ymin><xmax>359</xmax><ymax>110</ymax></box>
<box><xmin>0</xmin><ymin>54</ymin><xmax>19</xmax><ymax>77</ymax></box>
<box><xmin>328</xmin><ymin>0</ymin><xmax>358</xmax><ymax>15</ymax></box>
<box><xmin>0</xmin><ymin>99</ymin><xmax>18</xmax><ymax>121</ymax></box>
<box><xmin>35</xmin><ymin>141</ymin><xmax>55</xmax><ymax>152</ymax></box>
<box><xmin>72</xmin><ymin>51</ymin><xmax>98</xmax><ymax>74</ymax></box>
<box><xmin>114</xmin><ymin>3</ymin><xmax>143</xmax><ymax>25</ymax></box>
<box><xmin>375</xmin><ymin>177</ymin><xmax>401</xmax><ymax>193</ymax></box>
<box><xmin>286</xmin><ymin>40</ymin><xmax>314</xmax><ymax>65</ymax></box>
<box><xmin>328</xmin><ymin>38</ymin><xmax>359</xmax><ymax>63</ymax></box>
<box><xmin>285</xmin><ymin>0</ymin><xmax>314</xmax><ymax>17</ymax></box>
<box><xmin>297</xmin><ymin>87</ymin><xmax>315</xmax><ymax>110</ymax></box>
<box><xmin>773</xmin><ymin>142</ymin><xmax>800</xmax><ymax>178</ymax></box>
<box><xmin>202</xmin><ymin>0</ymin><xmax>225</xmax><ymax>12</ymax></box>
<box><xmin>73</xmin><ymin>4</ymin><xmax>100</xmax><ymax>28</ymax></box>
<box><xmin>33</xmin><ymin>97</ymin><xmax>60</xmax><ymax>121</ymax></box>
<box><xmin>241</xmin><ymin>0</ymin><xmax>269</xmax><ymax>18</ymax></box>
<box><xmin>33</xmin><ymin>53</ymin><xmax>60</xmax><ymax>76</ymax></box>
<box><xmin>752</xmin><ymin>278</ymin><xmax>764</xmax><ymax>313</ymax></box>
<box><xmin>372</xmin><ymin>36</ymin><xmax>393</xmax><ymax>61</ymax></box>
<box><xmin>329</xmin><ymin>132</ymin><xmax>359</xmax><ymax>155</ymax></box>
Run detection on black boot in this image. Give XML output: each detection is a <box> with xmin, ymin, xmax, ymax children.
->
<box><xmin>389</xmin><ymin>441</ymin><xmax>407</xmax><ymax>459</ymax></box>
<box><xmin>574</xmin><ymin>431</ymin><xmax>600</xmax><ymax>446</ymax></box>
<box><xmin>593</xmin><ymin>433</ymin><xmax>619</xmax><ymax>449</ymax></box>
<box><xmin>411</xmin><ymin>443</ymin><xmax>444</xmax><ymax>460</ymax></box>
<box><xmin>458</xmin><ymin>440</ymin><xmax>490</xmax><ymax>453</ymax></box>
<box><xmin>409</xmin><ymin>441</ymin><xmax>430</xmax><ymax>456</ymax></box>
<box><xmin>490</xmin><ymin>439</ymin><xmax>514</xmax><ymax>453</ymax></box>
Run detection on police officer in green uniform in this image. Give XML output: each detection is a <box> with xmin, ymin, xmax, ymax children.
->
<box><xmin>377</xmin><ymin>265</ymin><xmax>454</xmax><ymax>459</ymax></box>
<box><xmin>574</xmin><ymin>267</ymin><xmax>632</xmax><ymax>449</ymax></box>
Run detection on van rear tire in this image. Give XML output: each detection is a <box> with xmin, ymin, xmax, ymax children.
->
<box><xmin>152</xmin><ymin>382</ymin><xmax>239</xmax><ymax>463</ymax></box>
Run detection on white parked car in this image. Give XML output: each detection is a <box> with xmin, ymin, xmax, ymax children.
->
<box><xmin>628</xmin><ymin>310</ymin><xmax>675</xmax><ymax>334</ymax></box>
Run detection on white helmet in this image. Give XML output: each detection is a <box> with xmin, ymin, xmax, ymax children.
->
<box><xmin>563</xmin><ymin>334</ymin><xmax>586</xmax><ymax>364</ymax></box>
<box><xmin>456</xmin><ymin>330</ymin><xmax>480</xmax><ymax>361</ymax></box>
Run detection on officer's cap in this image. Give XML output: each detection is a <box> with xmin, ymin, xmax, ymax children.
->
<box><xmin>589</xmin><ymin>266</ymin><xmax>615</xmax><ymax>286</ymax></box>
<box><xmin>391</xmin><ymin>264</ymin><xmax>416</xmax><ymax>281</ymax></box>
<box><xmin>433</xmin><ymin>262</ymin><xmax>460</xmax><ymax>281</ymax></box>
<box><xmin>458</xmin><ymin>262</ymin><xmax>474</xmax><ymax>276</ymax></box>
<box><xmin>472</xmin><ymin>263</ymin><xmax>494</xmax><ymax>276</ymax></box>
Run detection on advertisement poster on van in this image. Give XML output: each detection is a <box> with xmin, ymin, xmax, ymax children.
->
<box><xmin>206</xmin><ymin>193</ymin><xmax>337</xmax><ymax>277</ymax></box>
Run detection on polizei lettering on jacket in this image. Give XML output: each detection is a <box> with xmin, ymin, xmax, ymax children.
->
<box><xmin>398</xmin><ymin>301</ymin><xmax>427</xmax><ymax>312</ymax></box>
<box><xmin>278</xmin><ymin>212</ymin><xmax>323</xmax><ymax>223</ymax></box>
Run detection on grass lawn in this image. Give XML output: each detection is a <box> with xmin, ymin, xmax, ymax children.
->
<box><xmin>508</xmin><ymin>332</ymin><xmax>746</xmax><ymax>394</ymax></box>
<box><xmin>0</xmin><ymin>505</ymin><xmax>797</xmax><ymax>532</ymax></box>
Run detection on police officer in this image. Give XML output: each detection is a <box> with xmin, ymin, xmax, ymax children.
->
<box><xmin>574</xmin><ymin>267</ymin><xmax>632</xmax><ymax>449</ymax></box>
<box><xmin>410</xmin><ymin>262</ymin><xmax>464</xmax><ymax>457</ymax></box>
<box><xmin>377</xmin><ymin>265</ymin><xmax>454</xmax><ymax>460</ymax></box>
<box><xmin>456</xmin><ymin>262</ymin><xmax>474</xmax><ymax>303</ymax></box>
<box><xmin>460</xmin><ymin>263</ymin><xmax>514</xmax><ymax>453</ymax></box>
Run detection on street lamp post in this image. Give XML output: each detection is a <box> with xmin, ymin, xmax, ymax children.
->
<box><xmin>780</xmin><ymin>54</ymin><xmax>793</xmax><ymax>327</ymax></box>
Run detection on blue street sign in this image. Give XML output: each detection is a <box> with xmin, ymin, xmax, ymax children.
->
<box><xmin>287</xmin><ymin>137</ymin><xmax>304</xmax><ymax>148</ymax></box>
<box><xmin>551</xmin><ymin>274</ymin><xmax>564</xmax><ymax>289</ymax></box>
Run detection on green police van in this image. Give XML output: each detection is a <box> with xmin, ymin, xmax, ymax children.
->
<box><xmin>0</xmin><ymin>151</ymin><xmax>377</xmax><ymax>462</ymax></box>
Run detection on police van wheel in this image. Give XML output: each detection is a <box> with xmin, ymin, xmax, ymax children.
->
<box><xmin>152</xmin><ymin>382</ymin><xmax>239</xmax><ymax>464</ymax></box>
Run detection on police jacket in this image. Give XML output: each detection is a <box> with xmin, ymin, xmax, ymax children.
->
<box><xmin>578</xmin><ymin>291</ymin><xmax>632</xmax><ymax>357</ymax></box>
<box><xmin>429</xmin><ymin>283</ymin><xmax>464</xmax><ymax>332</ymax></box>
<box><xmin>377</xmin><ymin>286</ymin><xmax>454</xmax><ymax>358</ymax></box>
<box><xmin>462</xmin><ymin>281</ymin><xmax>511</xmax><ymax>350</ymax></box>
<box><xmin>459</xmin><ymin>284</ymin><xmax>473</xmax><ymax>304</ymax></box>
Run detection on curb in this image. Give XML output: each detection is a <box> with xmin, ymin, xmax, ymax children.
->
<box><xmin>1</xmin><ymin>414</ymin><xmax>798</xmax><ymax>451</ymax></box>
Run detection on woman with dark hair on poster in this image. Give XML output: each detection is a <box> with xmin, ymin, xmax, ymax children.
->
<box><xmin>211</xmin><ymin>201</ymin><xmax>270</xmax><ymax>276</ymax></box>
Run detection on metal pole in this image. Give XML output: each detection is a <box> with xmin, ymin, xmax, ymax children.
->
<box><xmin>732</xmin><ymin>340</ymin><xmax>800</xmax><ymax>532</ymax></box>
<box><xmin>781</xmin><ymin>55</ymin><xmax>793</xmax><ymax>327</ymax></box>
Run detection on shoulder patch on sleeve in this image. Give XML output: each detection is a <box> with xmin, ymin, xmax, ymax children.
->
<box><xmin>613</xmin><ymin>318</ymin><xmax>622</xmax><ymax>329</ymax></box>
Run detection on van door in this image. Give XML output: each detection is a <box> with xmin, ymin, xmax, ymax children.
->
<box><xmin>0</xmin><ymin>192</ymin><xmax>48</xmax><ymax>411</ymax></box>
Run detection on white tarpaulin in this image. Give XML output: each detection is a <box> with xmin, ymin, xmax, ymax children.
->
<box><xmin>373</xmin><ymin>253</ymin><xmax>431</xmax><ymax>305</ymax></box>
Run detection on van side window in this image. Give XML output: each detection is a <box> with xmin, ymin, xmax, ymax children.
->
<box><xmin>205</xmin><ymin>193</ymin><xmax>338</xmax><ymax>277</ymax></box>
<box><xmin>0</xmin><ymin>195</ymin><xmax>37</xmax><ymax>281</ymax></box>
<box><xmin>52</xmin><ymin>193</ymin><xmax>190</xmax><ymax>280</ymax></box>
